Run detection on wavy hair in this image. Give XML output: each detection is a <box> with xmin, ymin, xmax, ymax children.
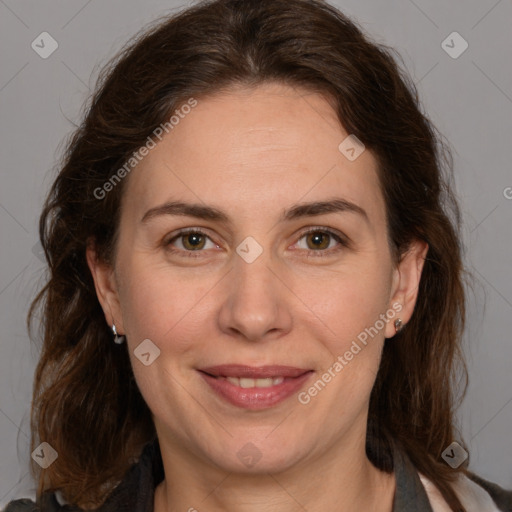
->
<box><xmin>28</xmin><ymin>0</ymin><xmax>468</xmax><ymax>509</ymax></box>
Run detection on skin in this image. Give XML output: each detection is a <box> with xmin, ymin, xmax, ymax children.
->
<box><xmin>87</xmin><ymin>82</ymin><xmax>428</xmax><ymax>512</ymax></box>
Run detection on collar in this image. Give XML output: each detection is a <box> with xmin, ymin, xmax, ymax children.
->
<box><xmin>392</xmin><ymin>446</ymin><xmax>434</xmax><ymax>511</ymax></box>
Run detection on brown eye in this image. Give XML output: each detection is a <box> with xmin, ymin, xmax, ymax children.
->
<box><xmin>165</xmin><ymin>229</ymin><xmax>217</xmax><ymax>255</ymax></box>
<box><xmin>293</xmin><ymin>228</ymin><xmax>348</xmax><ymax>257</ymax></box>
<box><xmin>305</xmin><ymin>231</ymin><xmax>331</xmax><ymax>250</ymax></box>
<box><xmin>181</xmin><ymin>232</ymin><xmax>206</xmax><ymax>250</ymax></box>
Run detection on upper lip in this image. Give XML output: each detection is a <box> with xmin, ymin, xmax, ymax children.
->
<box><xmin>198</xmin><ymin>365</ymin><xmax>312</xmax><ymax>379</ymax></box>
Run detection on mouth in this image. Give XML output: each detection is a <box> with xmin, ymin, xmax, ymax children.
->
<box><xmin>197</xmin><ymin>365</ymin><xmax>314</xmax><ymax>409</ymax></box>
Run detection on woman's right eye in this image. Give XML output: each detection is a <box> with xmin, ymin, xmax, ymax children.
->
<box><xmin>165</xmin><ymin>229</ymin><xmax>219</xmax><ymax>256</ymax></box>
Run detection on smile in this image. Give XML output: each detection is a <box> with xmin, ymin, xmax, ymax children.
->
<box><xmin>198</xmin><ymin>365</ymin><xmax>314</xmax><ymax>409</ymax></box>
<box><xmin>221</xmin><ymin>376</ymin><xmax>285</xmax><ymax>388</ymax></box>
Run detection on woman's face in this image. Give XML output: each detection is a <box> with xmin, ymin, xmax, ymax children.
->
<box><xmin>88</xmin><ymin>82</ymin><xmax>425</xmax><ymax>474</ymax></box>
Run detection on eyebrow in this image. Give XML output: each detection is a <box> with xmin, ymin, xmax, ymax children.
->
<box><xmin>140</xmin><ymin>198</ymin><xmax>369</xmax><ymax>225</ymax></box>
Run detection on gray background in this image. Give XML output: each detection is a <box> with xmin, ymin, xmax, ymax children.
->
<box><xmin>1</xmin><ymin>0</ymin><xmax>511</xmax><ymax>505</ymax></box>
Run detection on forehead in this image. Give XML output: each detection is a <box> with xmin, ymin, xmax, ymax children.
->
<box><xmin>122</xmin><ymin>82</ymin><xmax>385</xmax><ymax>225</ymax></box>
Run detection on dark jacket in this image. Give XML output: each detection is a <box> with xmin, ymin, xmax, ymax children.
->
<box><xmin>4</xmin><ymin>439</ymin><xmax>512</xmax><ymax>511</ymax></box>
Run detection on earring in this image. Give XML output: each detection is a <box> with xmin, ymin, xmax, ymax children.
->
<box><xmin>394</xmin><ymin>318</ymin><xmax>403</xmax><ymax>333</ymax></box>
<box><xmin>112</xmin><ymin>323</ymin><xmax>125</xmax><ymax>344</ymax></box>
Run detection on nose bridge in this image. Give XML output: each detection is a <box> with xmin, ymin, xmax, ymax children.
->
<box><xmin>217</xmin><ymin>244</ymin><xmax>292</xmax><ymax>342</ymax></box>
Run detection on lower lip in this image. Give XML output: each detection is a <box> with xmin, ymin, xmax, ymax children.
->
<box><xmin>198</xmin><ymin>371</ymin><xmax>314</xmax><ymax>410</ymax></box>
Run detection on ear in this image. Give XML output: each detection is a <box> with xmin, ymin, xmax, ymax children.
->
<box><xmin>385</xmin><ymin>239</ymin><xmax>429</xmax><ymax>339</ymax></box>
<box><xmin>85</xmin><ymin>238</ymin><xmax>125</xmax><ymax>335</ymax></box>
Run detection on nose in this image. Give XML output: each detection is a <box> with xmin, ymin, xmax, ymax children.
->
<box><xmin>217</xmin><ymin>251</ymin><xmax>293</xmax><ymax>343</ymax></box>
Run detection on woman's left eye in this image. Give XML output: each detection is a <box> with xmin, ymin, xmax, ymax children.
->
<box><xmin>293</xmin><ymin>228</ymin><xmax>347</xmax><ymax>256</ymax></box>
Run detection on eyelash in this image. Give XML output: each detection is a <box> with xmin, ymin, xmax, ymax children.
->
<box><xmin>164</xmin><ymin>227</ymin><xmax>349</xmax><ymax>259</ymax></box>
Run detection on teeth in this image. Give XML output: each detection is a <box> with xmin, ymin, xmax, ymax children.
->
<box><xmin>240</xmin><ymin>378</ymin><xmax>262</xmax><ymax>388</ymax></box>
<box><xmin>225</xmin><ymin>376</ymin><xmax>285</xmax><ymax>388</ymax></box>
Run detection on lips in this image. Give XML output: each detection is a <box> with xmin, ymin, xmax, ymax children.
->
<box><xmin>198</xmin><ymin>365</ymin><xmax>314</xmax><ymax>409</ymax></box>
<box><xmin>198</xmin><ymin>364</ymin><xmax>310</xmax><ymax>379</ymax></box>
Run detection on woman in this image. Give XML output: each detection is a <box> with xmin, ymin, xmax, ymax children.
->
<box><xmin>5</xmin><ymin>0</ymin><xmax>511</xmax><ymax>511</ymax></box>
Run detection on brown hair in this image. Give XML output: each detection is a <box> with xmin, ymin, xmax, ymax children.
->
<box><xmin>28</xmin><ymin>0</ymin><xmax>468</xmax><ymax>509</ymax></box>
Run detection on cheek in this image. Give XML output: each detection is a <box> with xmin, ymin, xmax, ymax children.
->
<box><xmin>295</xmin><ymin>269</ymin><xmax>390</xmax><ymax>421</ymax></box>
<box><xmin>118</xmin><ymin>256</ymin><xmax>220</xmax><ymax>360</ymax></box>
<box><xmin>118</xmin><ymin>255</ymin><xmax>178</xmax><ymax>327</ymax></box>
<box><xmin>118</xmin><ymin>260</ymin><xmax>211</xmax><ymax>418</ymax></box>
<box><xmin>120</xmin><ymin>269</ymin><xmax>172</xmax><ymax>340</ymax></box>
<box><xmin>293</xmin><ymin>264</ymin><xmax>392</xmax><ymax>353</ymax></box>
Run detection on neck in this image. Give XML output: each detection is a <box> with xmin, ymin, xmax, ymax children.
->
<box><xmin>154</xmin><ymin>432</ymin><xmax>395</xmax><ymax>512</ymax></box>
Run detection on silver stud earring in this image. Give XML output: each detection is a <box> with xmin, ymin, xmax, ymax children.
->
<box><xmin>394</xmin><ymin>318</ymin><xmax>403</xmax><ymax>333</ymax></box>
<box><xmin>112</xmin><ymin>323</ymin><xmax>125</xmax><ymax>344</ymax></box>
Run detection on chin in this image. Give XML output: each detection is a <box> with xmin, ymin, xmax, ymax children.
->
<box><xmin>204</xmin><ymin>436</ymin><xmax>308</xmax><ymax>475</ymax></box>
